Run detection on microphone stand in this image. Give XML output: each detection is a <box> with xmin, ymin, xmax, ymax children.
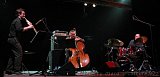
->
<box><xmin>133</xmin><ymin>15</ymin><xmax>156</xmax><ymax>67</ymax></box>
<box><xmin>41</xmin><ymin>18</ymin><xmax>55</xmax><ymax>75</ymax></box>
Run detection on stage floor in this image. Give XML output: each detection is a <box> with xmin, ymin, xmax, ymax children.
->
<box><xmin>4</xmin><ymin>71</ymin><xmax>160</xmax><ymax>77</ymax></box>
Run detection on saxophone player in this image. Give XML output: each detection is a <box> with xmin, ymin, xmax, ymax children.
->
<box><xmin>6</xmin><ymin>8</ymin><xmax>34</xmax><ymax>74</ymax></box>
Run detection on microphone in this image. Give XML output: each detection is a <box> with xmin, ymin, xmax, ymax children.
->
<box><xmin>35</xmin><ymin>18</ymin><xmax>45</xmax><ymax>25</ymax></box>
<box><xmin>132</xmin><ymin>15</ymin><xmax>139</xmax><ymax>21</ymax></box>
<box><xmin>132</xmin><ymin>15</ymin><xmax>135</xmax><ymax>20</ymax></box>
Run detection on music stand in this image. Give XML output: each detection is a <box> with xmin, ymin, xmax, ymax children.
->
<box><xmin>29</xmin><ymin>30</ymin><xmax>47</xmax><ymax>76</ymax></box>
<box><xmin>30</xmin><ymin>30</ymin><xmax>46</xmax><ymax>43</ymax></box>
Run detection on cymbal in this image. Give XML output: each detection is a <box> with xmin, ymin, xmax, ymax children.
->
<box><xmin>117</xmin><ymin>39</ymin><xmax>124</xmax><ymax>46</ymax></box>
<box><xmin>107</xmin><ymin>38</ymin><xmax>124</xmax><ymax>46</ymax></box>
<box><xmin>141</xmin><ymin>36</ymin><xmax>148</xmax><ymax>43</ymax></box>
<box><xmin>135</xmin><ymin>36</ymin><xmax>148</xmax><ymax>44</ymax></box>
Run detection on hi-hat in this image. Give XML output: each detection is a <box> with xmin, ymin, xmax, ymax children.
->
<box><xmin>141</xmin><ymin>36</ymin><xmax>148</xmax><ymax>44</ymax></box>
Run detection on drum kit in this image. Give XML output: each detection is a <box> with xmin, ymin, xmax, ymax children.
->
<box><xmin>105</xmin><ymin>37</ymin><xmax>151</xmax><ymax>71</ymax></box>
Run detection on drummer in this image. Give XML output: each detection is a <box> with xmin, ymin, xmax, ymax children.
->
<box><xmin>128</xmin><ymin>34</ymin><xmax>141</xmax><ymax>47</ymax></box>
<box><xmin>128</xmin><ymin>33</ymin><xmax>146</xmax><ymax>52</ymax></box>
<box><xmin>128</xmin><ymin>33</ymin><xmax>146</xmax><ymax>70</ymax></box>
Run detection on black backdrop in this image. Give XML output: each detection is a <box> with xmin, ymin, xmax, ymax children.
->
<box><xmin>0</xmin><ymin>0</ymin><xmax>160</xmax><ymax>71</ymax></box>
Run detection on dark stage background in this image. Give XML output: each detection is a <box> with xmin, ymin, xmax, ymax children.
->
<box><xmin>0</xmin><ymin>0</ymin><xmax>160</xmax><ymax>71</ymax></box>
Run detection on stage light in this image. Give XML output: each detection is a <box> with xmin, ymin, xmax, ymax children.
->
<box><xmin>92</xmin><ymin>4</ymin><xmax>96</xmax><ymax>7</ymax></box>
<box><xmin>84</xmin><ymin>3</ymin><xmax>88</xmax><ymax>6</ymax></box>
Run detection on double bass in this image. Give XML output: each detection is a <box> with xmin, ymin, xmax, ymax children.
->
<box><xmin>68</xmin><ymin>38</ymin><xmax>90</xmax><ymax>68</ymax></box>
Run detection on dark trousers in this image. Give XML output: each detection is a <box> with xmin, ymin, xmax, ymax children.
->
<box><xmin>6</xmin><ymin>37</ymin><xmax>22</xmax><ymax>72</ymax></box>
<box><xmin>65</xmin><ymin>48</ymin><xmax>72</xmax><ymax>63</ymax></box>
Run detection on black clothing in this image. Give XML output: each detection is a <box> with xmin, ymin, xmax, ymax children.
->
<box><xmin>8</xmin><ymin>17</ymin><xmax>25</xmax><ymax>38</ymax></box>
<box><xmin>65</xmin><ymin>38</ymin><xmax>76</xmax><ymax>63</ymax></box>
<box><xmin>128</xmin><ymin>39</ymin><xmax>145</xmax><ymax>54</ymax></box>
<box><xmin>65</xmin><ymin>39</ymin><xmax>76</xmax><ymax>48</ymax></box>
<box><xmin>128</xmin><ymin>40</ymin><xmax>135</xmax><ymax>47</ymax></box>
<box><xmin>6</xmin><ymin>17</ymin><xmax>26</xmax><ymax>72</ymax></box>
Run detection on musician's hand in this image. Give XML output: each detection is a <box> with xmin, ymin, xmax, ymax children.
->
<box><xmin>75</xmin><ymin>37</ymin><xmax>81</xmax><ymax>41</ymax></box>
<box><xmin>29</xmin><ymin>24</ymin><xmax>34</xmax><ymax>28</ymax></box>
<box><xmin>25</xmin><ymin>18</ymin><xmax>33</xmax><ymax>26</ymax></box>
<box><xmin>75</xmin><ymin>37</ymin><xmax>85</xmax><ymax>42</ymax></box>
<box><xmin>23</xmin><ymin>24</ymin><xmax>33</xmax><ymax>31</ymax></box>
<box><xmin>29</xmin><ymin>22</ymin><xmax>33</xmax><ymax>26</ymax></box>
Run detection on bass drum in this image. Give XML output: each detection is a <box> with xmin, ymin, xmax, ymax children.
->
<box><xmin>117</xmin><ymin>56</ymin><xmax>131</xmax><ymax>71</ymax></box>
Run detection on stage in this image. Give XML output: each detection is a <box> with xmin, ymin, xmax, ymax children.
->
<box><xmin>1</xmin><ymin>1</ymin><xmax>160</xmax><ymax>77</ymax></box>
<box><xmin>4</xmin><ymin>71</ymin><xmax>160</xmax><ymax>77</ymax></box>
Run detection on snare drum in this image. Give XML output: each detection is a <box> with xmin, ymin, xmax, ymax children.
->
<box><xmin>118</xmin><ymin>47</ymin><xmax>127</xmax><ymax>57</ymax></box>
<box><xmin>127</xmin><ymin>46</ymin><xmax>137</xmax><ymax>59</ymax></box>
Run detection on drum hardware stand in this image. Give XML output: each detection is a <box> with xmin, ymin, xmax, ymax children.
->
<box><xmin>138</xmin><ymin>59</ymin><xmax>152</xmax><ymax>71</ymax></box>
<box><xmin>138</xmin><ymin>46</ymin><xmax>152</xmax><ymax>71</ymax></box>
<box><xmin>133</xmin><ymin>15</ymin><xmax>156</xmax><ymax>66</ymax></box>
<box><xmin>105</xmin><ymin>47</ymin><xmax>114</xmax><ymax>61</ymax></box>
<box><xmin>128</xmin><ymin>48</ymin><xmax>138</xmax><ymax>72</ymax></box>
<box><xmin>129</xmin><ymin>63</ymin><xmax>137</xmax><ymax>72</ymax></box>
<box><xmin>128</xmin><ymin>57</ymin><xmax>137</xmax><ymax>72</ymax></box>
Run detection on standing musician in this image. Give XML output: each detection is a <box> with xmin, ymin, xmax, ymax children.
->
<box><xmin>6</xmin><ymin>8</ymin><xmax>34</xmax><ymax>74</ymax></box>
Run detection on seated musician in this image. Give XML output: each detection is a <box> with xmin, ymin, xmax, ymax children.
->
<box><xmin>128</xmin><ymin>33</ymin><xmax>145</xmax><ymax>54</ymax></box>
<box><xmin>128</xmin><ymin>33</ymin><xmax>146</xmax><ymax>70</ymax></box>
<box><xmin>65</xmin><ymin>28</ymin><xmax>84</xmax><ymax>63</ymax></box>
